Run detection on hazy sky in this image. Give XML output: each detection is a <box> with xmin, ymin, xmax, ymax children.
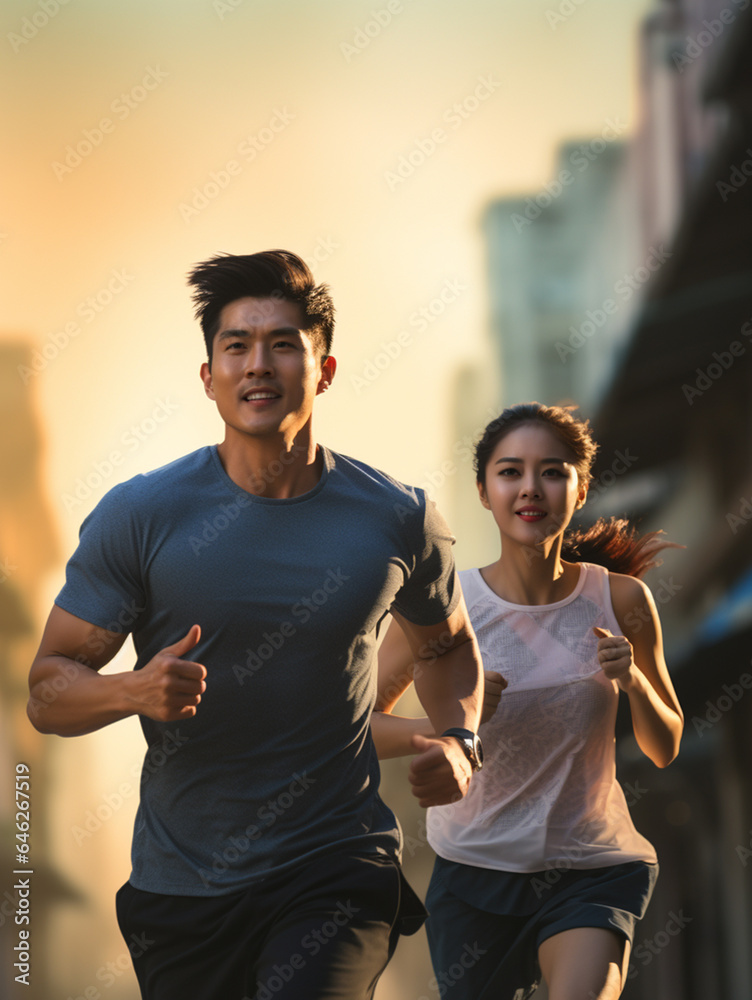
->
<box><xmin>2</xmin><ymin>0</ymin><xmax>651</xmax><ymax>564</ymax></box>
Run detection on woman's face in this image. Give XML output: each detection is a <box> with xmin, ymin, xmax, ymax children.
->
<box><xmin>478</xmin><ymin>422</ymin><xmax>587</xmax><ymax>549</ymax></box>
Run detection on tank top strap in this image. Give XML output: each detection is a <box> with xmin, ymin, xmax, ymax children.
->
<box><xmin>579</xmin><ymin>562</ymin><xmax>622</xmax><ymax>635</ymax></box>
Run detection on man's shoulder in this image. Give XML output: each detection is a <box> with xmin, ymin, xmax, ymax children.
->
<box><xmin>326</xmin><ymin>447</ymin><xmax>425</xmax><ymax>507</ymax></box>
<box><xmin>87</xmin><ymin>446</ymin><xmax>216</xmax><ymax>519</ymax></box>
<box><xmin>140</xmin><ymin>445</ymin><xmax>215</xmax><ymax>486</ymax></box>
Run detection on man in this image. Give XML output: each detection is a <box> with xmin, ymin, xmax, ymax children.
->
<box><xmin>27</xmin><ymin>250</ymin><xmax>484</xmax><ymax>1000</ymax></box>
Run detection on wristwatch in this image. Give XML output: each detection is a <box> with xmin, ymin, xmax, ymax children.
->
<box><xmin>441</xmin><ymin>728</ymin><xmax>484</xmax><ymax>772</ymax></box>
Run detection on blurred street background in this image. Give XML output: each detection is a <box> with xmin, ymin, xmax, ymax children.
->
<box><xmin>1</xmin><ymin>0</ymin><xmax>751</xmax><ymax>996</ymax></box>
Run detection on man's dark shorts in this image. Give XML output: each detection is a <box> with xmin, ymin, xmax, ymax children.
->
<box><xmin>116</xmin><ymin>851</ymin><xmax>425</xmax><ymax>1000</ymax></box>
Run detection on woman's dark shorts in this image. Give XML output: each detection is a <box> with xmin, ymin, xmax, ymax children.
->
<box><xmin>425</xmin><ymin>855</ymin><xmax>658</xmax><ymax>1000</ymax></box>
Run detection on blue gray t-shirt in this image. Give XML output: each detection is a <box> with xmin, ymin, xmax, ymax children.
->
<box><xmin>56</xmin><ymin>445</ymin><xmax>459</xmax><ymax>895</ymax></box>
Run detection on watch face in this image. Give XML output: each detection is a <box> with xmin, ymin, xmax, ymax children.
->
<box><xmin>473</xmin><ymin>734</ymin><xmax>484</xmax><ymax>766</ymax></box>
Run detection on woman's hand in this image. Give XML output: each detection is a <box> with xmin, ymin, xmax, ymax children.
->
<box><xmin>593</xmin><ymin>626</ymin><xmax>637</xmax><ymax>691</ymax></box>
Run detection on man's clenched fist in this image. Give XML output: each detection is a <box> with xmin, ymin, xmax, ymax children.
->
<box><xmin>408</xmin><ymin>733</ymin><xmax>473</xmax><ymax>808</ymax></box>
<box><xmin>129</xmin><ymin>624</ymin><xmax>207</xmax><ymax>721</ymax></box>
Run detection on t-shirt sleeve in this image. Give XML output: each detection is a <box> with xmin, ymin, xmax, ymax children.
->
<box><xmin>390</xmin><ymin>491</ymin><xmax>460</xmax><ymax>626</ymax></box>
<box><xmin>55</xmin><ymin>484</ymin><xmax>147</xmax><ymax>633</ymax></box>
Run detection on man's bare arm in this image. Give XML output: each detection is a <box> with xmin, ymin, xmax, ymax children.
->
<box><xmin>27</xmin><ymin>606</ymin><xmax>206</xmax><ymax>737</ymax></box>
<box><xmin>377</xmin><ymin>600</ymin><xmax>485</xmax><ymax>807</ymax></box>
<box><xmin>372</xmin><ymin>612</ymin><xmax>504</xmax><ymax>758</ymax></box>
<box><xmin>391</xmin><ymin>599</ymin><xmax>483</xmax><ymax>736</ymax></box>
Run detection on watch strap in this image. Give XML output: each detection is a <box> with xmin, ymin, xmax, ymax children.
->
<box><xmin>440</xmin><ymin>727</ymin><xmax>484</xmax><ymax>771</ymax></box>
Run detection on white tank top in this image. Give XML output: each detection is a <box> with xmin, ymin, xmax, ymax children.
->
<box><xmin>427</xmin><ymin>562</ymin><xmax>657</xmax><ymax>871</ymax></box>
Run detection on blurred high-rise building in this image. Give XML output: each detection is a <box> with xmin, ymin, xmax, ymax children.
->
<box><xmin>463</xmin><ymin>1</ymin><xmax>752</xmax><ymax>996</ymax></box>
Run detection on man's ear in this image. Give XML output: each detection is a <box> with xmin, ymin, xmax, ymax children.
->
<box><xmin>200</xmin><ymin>361</ymin><xmax>215</xmax><ymax>400</ymax></box>
<box><xmin>316</xmin><ymin>355</ymin><xmax>337</xmax><ymax>394</ymax></box>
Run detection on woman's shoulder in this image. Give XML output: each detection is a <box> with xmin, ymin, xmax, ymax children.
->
<box><xmin>458</xmin><ymin>566</ymin><xmax>484</xmax><ymax>601</ymax></box>
<box><xmin>605</xmin><ymin>570</ymin><xmax>655</xmax><ymax>634</ymax></box>
<box><xmin>457</xmin><ymin>567</ymin><xmax>505</xmax><ymax>625</ymax></box>
<box><xmin>607</xmin><ymin>569</ymin><xmax>650</xmax><ymax>600</ymax></box>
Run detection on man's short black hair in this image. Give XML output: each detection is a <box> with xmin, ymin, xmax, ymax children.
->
<box><xmin>188</xmin><ymin>250</ymin><xmax>335</xmax><ymax>365</ymax></box>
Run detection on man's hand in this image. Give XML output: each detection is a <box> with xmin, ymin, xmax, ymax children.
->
<box><xmin>480</xmin><ymin>669</ymin><xmax>506</xmax><ymax>724</ymax></box>
<box><xmin>408</xmin><ymin>733</ymin><xmax>473</xmax><ymax>808</ymax></box>
<box><xmin>129</xmin><ymin>625</ymin><xmax>207</xmax><ymax>721</ymax></box>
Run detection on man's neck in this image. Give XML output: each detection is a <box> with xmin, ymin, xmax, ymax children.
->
<box><xmin>216</xmin><ymin>430</ymin><xmax>323</xmax><ymax>499</ymax></box>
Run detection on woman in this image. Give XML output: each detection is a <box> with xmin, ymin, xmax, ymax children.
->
<box><xmin>372</xmin><ymin>402</ymin><xmax>683</xmax><ymax>1000</ymax></box>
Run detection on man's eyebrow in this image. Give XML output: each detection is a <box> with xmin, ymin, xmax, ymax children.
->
<box><xmin>216</xmin><ymin>326</ymin><xmax>303</xmax><ymax>341</ymax></box>
<box><xmin>493</xmin><ymin>456</ymin><xmax>567</xmax><ymax>465</ymax></box>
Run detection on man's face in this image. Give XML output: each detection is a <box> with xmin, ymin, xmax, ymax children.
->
<box><xmin>200</xmin><ymin>296</ymin><xmax>335</xmax><ymax>442</ymax></box>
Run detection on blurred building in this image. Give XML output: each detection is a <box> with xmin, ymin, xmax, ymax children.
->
<box><xmin>472</xmin><ymin>1</ymin><xmax>752</xmax><ymax>997</ymax></box>
<box><xmin>0</xmin><ymin>344</ymin><xmax>136</xmax><ymax>999</ymax></box>
<box><xmin>482</xmin><ymin>137</ymin><xmax>639</xmax><ymax>413</ymax></box>
<box><xmin>0</xmin><ymin>342</ymin><xmax>78</xmax><ymax>1000</ymax></box>
<box><xmin>594</xmin><ymin>2</ymin><xmax>752</xmax><ymax>996</ymax></box>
